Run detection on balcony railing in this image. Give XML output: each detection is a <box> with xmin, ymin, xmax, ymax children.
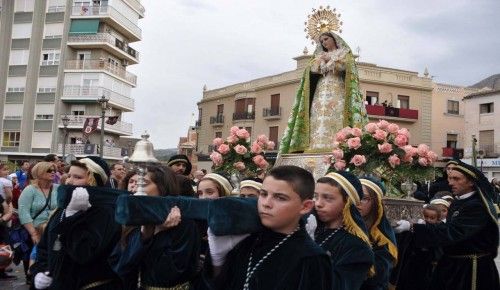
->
<box><xmin>195</xmin><ymin>120</ymin><xmax>201</xmax><ymax>127</ymax></box>
<box><xmin>67</xmin><ymin>33</ymin><xmax>139</xmax><ymax>62</ymax></box>
<box><xmin>263</xmin><ymin>107</ymin><xmax>281</xmax><ymax>119</ymax></box>
<box><xmin>62</xmin><ymin>86</ymin><xmax>135</xmax><ymax>111</ymax></box>
<box><xmin>65</xmin><ymin>60</ymin><xmax>137</xmax><ymax>86</ymax></box>
<box><xmin>71</xmin><ymin>5</ymin><xmax>142</xmax><ymax>40</ymax></box>
<box><xmin>57</xmin><ymin>143</ymin><xmax>126</xmax><ymax>159</ymax></box>
<box><xmin>124</xmin><ymin>0</ymin><xmax>145</xmax><ymax>16</ymax></box>
<box><xmin>210</xmin><ymin>115</ymin><xmax>224</xmax><ymax>125</ymax></box>
<box><xmin>233</xmin><ymin>111</ymin><xmax>255</xmax><ymax>121</ymax></box>
<box><xmin>59</xmin><ymin>115</ymin><xmax>132</xmax><ymax>135</ymax></box>
<box><xmin>442</xmin><ymin>147</ymin><xmax>464</xmax><ymax>158</ymax></box>
<box><xmin>479</xmin><ymin>144</ymin><xmax>499</xmax><ymax>158</ymax></box>
<box><xmin>365</xmin><ymin>104</ymin><xmax>418</xmax><ymax>121</ymax></box>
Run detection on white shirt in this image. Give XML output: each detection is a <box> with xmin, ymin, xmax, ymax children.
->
<box><xmin>0</xmin><ymin>177</ymin><xmax>13</xmax><ymax>199</ymax></box>
<box><xmin>455</xmin><ymin>191</ymin><xmax>475</xmax><ymax>200</ymax></box>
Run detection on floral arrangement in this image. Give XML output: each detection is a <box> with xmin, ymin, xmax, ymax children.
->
<box><xmin>210</xmin><ymin>126</ymin><xmax>274</xmax><ymax>177</ymax></box>
<box><xmin>324</xmin><ymin>120</ymin><xmax>437</xmax><ymax>195</ymax></box>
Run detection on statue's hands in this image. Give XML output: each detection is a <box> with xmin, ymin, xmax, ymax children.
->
<box><xmin>319</xmin><ymin>53</ymin><xmax>331</xmax><ymax>62</ymax></box>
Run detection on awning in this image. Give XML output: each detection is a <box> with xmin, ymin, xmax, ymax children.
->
<box><xmin>69</xmin><ymin>19</ymin><xmax>99</xmax><ymax>34</ymax></box>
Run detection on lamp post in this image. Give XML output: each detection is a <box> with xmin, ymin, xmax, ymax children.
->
<box><xmin>97</xmin><ymin>95</ymin><xmax>109</xmax><ymax>158</ymax></box>
<box><xmin>61</xmin><ymin>115</ymin><xmax>70</xmax><ymax>161</ymax></box>
<box><xmin>471</xmin><ymin>134</ymin><xmax>478</xmax><ymax>168</ymax></box>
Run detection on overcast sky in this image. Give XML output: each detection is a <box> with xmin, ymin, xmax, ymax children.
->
<box><xmin>126</xmin><ymin>0</ymin><xmax>500</xmax><ymax>148</ymax></box>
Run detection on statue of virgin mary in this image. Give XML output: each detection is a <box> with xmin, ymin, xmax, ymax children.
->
<box><xmin>280</xmin><ymin>7</ymin><xmax>368</xmax><ymax>154</ymax></box>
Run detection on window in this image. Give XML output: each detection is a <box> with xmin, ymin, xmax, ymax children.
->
<box><xmin>269</xmin><ymin>126</ymin><xmax>279</xmax><ymax>149</ymax></box>
<box><xmin>234</xmin><ymin>98</ymin><xmax>256</xmax><ymax>120</ymax></box>
<box><xmin>7</xmin><ymin>87</ymin><xmax>25</xmax><ymax>92</ymax></box>
<box><xmin>41</xmin><ymin>51</ymin><xmax>60</xmax><ymax>65</ymax></box>
<box><xmin>2</xmin><ymin>132</ymin><xmax>21</xmax><ymax>147</ymax></box>
<box><xmin>217</xmin><ymin>104</ymin><xmax>224</xmax><ymax>115</ymax></box>
<box><xmin>480</xmin><ymin>103</ymin><xmax>494</xmax><ymax>114</ymax></box>
<box><xmin>397</xmin><ymin>95</ymin><xmax>410</xmax><ymax>109</ymax></box>
<box><xmin>271</xmin><ymin>94</ymin><xmax>280</xmax><ymax>109</ymax></box>
<box><xmin>479</xmin><ymin>130</ymin><xmax>494</xmax><ymax>156</ymax></box>
<box><xmin>245</xmin><ymin>127</ymin><xmax>252</xmax><ymax>137</ymax></box>
<box><xmin>72</xmin><ymin>110</ymin><xmax>85</xmax><ymax>116</ymax></box>
<box><xmin>215</xmin><ymin>132</ymin><xmax>222</xmax><ymax>138</ymax></box>
<box><xmin>366</xmin><ymin>91</ymin><xmax>379</xmax><ymax>105</ymax></box>
<box><xmin>446</xmin><ymin>134</ymin><xmax>457</xmax><ymax>148</ymax></box>
<box><xmin>447</xmin><ymin>100</ymin><xmax>459</xmax><ymax>115</ymax></box>
<box><xmin>36</xmin><ymin>114</ymin><xmax>54</xmax><ymax>120</ymax></box>
<box><xmin>38</xmin><ymin>87</ymin><xmax>56</xmax><ymax>93</ymax></box>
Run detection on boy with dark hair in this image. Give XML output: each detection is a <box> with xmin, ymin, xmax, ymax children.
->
<box><xmin>200</xmin><ymin>165</ymin><xmax>332</xmax><ymax>290</ymax></box>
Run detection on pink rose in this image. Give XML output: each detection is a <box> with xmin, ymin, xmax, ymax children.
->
<box><xmin>217</xmin><ymin>143</ymin><xmax>230</xmax><ymax>155</ymax></box>
<box><xmin>230</xmin><ymin>126</ymin><xmax>239</xmax><ymax>136</ymax></box>
<box><xmin>427</xmin><ymin>151</ymin><xmax>438</xmax><ymax>163</ymax></box>
<box><xmin>236</xmin><ymin>128</ymin><xmax>250</xmax><ymax>139</ymax></box>
<box><xmin>253</xmin><ymin>155</ymin><xmax>268</xmax><ymax>169</ymax></box>
<box><xmin>226</xmin><ymin>135</ymin><xmax>239</xmax><ymax>144</ymax></box>
<box><xmin>402</xmin><ymin>154</ymin><xmax>413</xmax><ymax>163</ymax></box>
<box><xmin>335</xmin><ymin>131</ymin><xmax>347</xmax><ymax>142</ymax></box>
<box><xmin>323</xmin><ymin>155</ymin><xmax>333</xmax><ymax>165</ymax></box>
<box><xmin>212</xmin><ymin>137</ymin><xmax>223</xmax><ymax>146</ymax></box>
<box><xmin>373</xmin><ymin>129</ymin><xmax>387</xmax><ymax>141</ymax></box>
<box><xmin>377</xmin><ymin>120</ymin><xmax>390</xmax><ymax>130</ymax></box>
<box><xmin>397</xmin><ymin>128</ymin><xmax>410</xmax><ymax>138</ymax></box>
<box><xmin>266</xmin><ymin>141</ymin><xmax>275</xmax><ymax>150</ymax></box>
<box><xmin>418</xmin><ymin>157</ymin><xmax>430</xmax><ymax>166</ymax></box>
<box><xmin>210</xmin><ymin>152</ymin><xmax>223</xmax><ymax>166</ymax></box>
<box><xmin>394</xmin><ymin>134</ymin><xmax>408</xmax><ymax>147</ymax></box>
<box><xmin>402</xmin><ymin>145</ymin><xmax>417</xmax><ymax>157</ymax></box>
<box><xmin>351</xmin><ymin>127</ymin><xmax>362</xmax><ymax>137</ymax></box>
<box><xmin>350</xmin><ymin>155</ymin><xmax>367</xmax><ymax>167</ymax></box>
<box><xmin>251</xmin><ymin>142</ymin><xmax>262</xmax><ymax>154</ymax></box>
<box><xmin>334</xmin><ymin>160</ymin><xmax>346</xmax><ymax>171</ymax></box>
<box><xmin>388</xmin><ymin>154</ymin><xmax>401</xmax><ymax>168</ymax></box>
<box><xmin>332</xmin><ymin>148</ymin><xmax>344</xmax><ymax>160</ymax></box>
<box><xmin>332</xmin><ymin>141</ymin><xmax>340</xmax><ymax>149</ymax></box>
<box><xmin>347</xmin><ymin>137</ymin><xmax>361</xmax><ymax>150</ymax></box>
<box><xmin>257</xmin><ymin>134</ymin><xmax>269</xmax><ymax>144</ymax></box>
<box><xmin>365</xmin><ymin>123</ymin><xmax>379</xmax><ymax>133</ymax></box>
<box><xmin>387</xmin><ymin>123</ymin><xmax>399</xmax><ymax>134</ymax></box>
<box><xmin>233</xmin><ymin>161</ymin><xmax>246</xmax><ymax>171</ymax></box>
<box><xmin>417</xmin><ymin>144</ymin><xmax>430</xmax><ymax>157</ymax></box>
<box><xmin>341</xmin><ymin>127</ymin><xmax>353</xmax><ymax>136</ymax></box>
<box><xmin>234</xmin><ymin>144</ymin><xmax>248</xmax><ymax>155</ymax></box>
<box><xmin>378</xmin><ymin>142</ymin><xmax>393</xmax><ymax>153</ymax></box>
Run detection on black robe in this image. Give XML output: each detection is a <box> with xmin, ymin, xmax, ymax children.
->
<box><xmin>391</xmin><ymin>231</ymin><xmax>441</xmax><ymax>290</ymax></box>
<box><xmin>196</xmin><ymin>227</ymin><xmax>332</xmax><ymax>290</ymax></box>
<box><xmin>30</xmin><ymin>206</ymin><xmax>122</xmax><ymax>290</ymax></box>
<box><xmin>109</xmin><ymin>219</ymin><xmax>200</xmax><ymax>289</ymax></box>
<box><xmin>360</xmin><ymin>244</ymin><xmax>395</xmax><ymax>290</ymax></box>
<box><xmin>413</xmin><ymin>193</ymin><xmax>500</xmax><ymax>290</ymax></box>
<box><xmin>315</xmin><ymin>228</ymin><xmax>374</xmax><ymax>290</ymax></box>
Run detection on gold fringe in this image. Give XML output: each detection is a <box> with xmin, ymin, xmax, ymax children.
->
<box><xmin>370</xmin><ymin>196</ymin><xmax>398</xmax><ymax>264</ymax></box>
<box><xmin>343</xmin><ymin>199</ymin><xmax>375</xmax><ymax>277</ymax></box>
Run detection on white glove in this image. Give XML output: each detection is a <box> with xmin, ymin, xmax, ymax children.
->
<box><xmin>66</xmin><ymin>187</ymin><xmax>91</xmax><ymax>217</ymax></box>
<box><xmin>417</xmin><ymin>219</ymin><xmax>426</xmax><ymax>224</ymax></box>
<box><xmin>207</xmin><ymin>227</ymin><xmax>249</xmax><ymax>266</ymax></box>
<box><xmin>394</xmin><ymin>220</ymin><xmax>411</xmax><ymax>233</ymax></box>
<box><xmin>305</xmin><ymin>214</ymin><xmax>317</xmax><ymax>240</ymax></box>
<box><xmin>34</xmin><ymin>272</ymin><xmax>53</xmax><ymax>289</ymax></box>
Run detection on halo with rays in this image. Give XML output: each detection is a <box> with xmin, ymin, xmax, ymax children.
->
<box><xmin>304</xmin><ymin>6</ymin><xmax>343</xmax><ymax>44</ymax></box>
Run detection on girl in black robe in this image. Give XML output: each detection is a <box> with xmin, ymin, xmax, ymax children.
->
<box><xmin>358</xmin><ymin>178</ymin><xmax>398</xmax><ymax>290</ymax></box>
<box><xmin>30</xmin><ymin>156</ymin><xmax>124</xmax><ymax>290</ymax></box>
<box><xmin>109</xmin><ymin>165</ymin><xmax>200</xmax><ymax>290</ymax></box>
<box><xmin>313</xmin><ymin>171</ymin><xmax>375</xmax><ymax>290</ymax></box>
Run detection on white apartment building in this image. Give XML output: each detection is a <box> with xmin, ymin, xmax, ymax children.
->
<box><xmin>0</xmin><ymin>0</ymin><xmax>144</xmax><ymax>162</ymax></box>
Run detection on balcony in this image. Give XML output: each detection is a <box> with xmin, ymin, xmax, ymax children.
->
<box><xmin>67</xmin><ymin>33</ymin><xmax>139</xmax><ymax>64</ymax></box>
<box><xmin>124</xmin><ymin>0</ymin><xmax>145</xmax><ymax>18</ymax></box>
<box><xmin>57</xmin><ymin>144</ymin><xmax>127</xmax><ymax>160</ymax></box>
<box><xmin>263</xmin><ymin>107</ymin><xmax>282</xmax><ymax>120</ymax></box>
<box><xmin>61</xmin><ymin>86</ymin><xmax>135</xmax><ymax>112</ymax></box>
<box><xmin>365</xmin><ymin>104</ymin><xmax>418</xmax><ymax>123</ymax></box>
<box><xmin>233</xmin><ymin>111</ymin><xmax>255</xmax><ymax>121</ymax></box>
<box><xmin>71</xmin><ymin>5</ymin><xmax>142</xmax><ymax>41</ymax></box>
<box><xmin>479</xmin><ymin>145</ymin><xmax>500</xmax><ymax>158</ymax></box>
<box><xmin>58</xmin><ymin>115</ymin><xmax>132</xmax><ymax>135</ymax></box>
<box><xmin>442</xmin><ymin>147</ymin><xmax>464</xmax><ymax>159</ymax></box>
<box><xmin>195</xmin><ymin>120</ymin><xmax>201</xmax><ymax>127</ymax></box>
<box><xmin>210</xmin><ymin>115</ymin><xmax>224</xmax><ymax>126</ymax></box>
<box><xmin>65</xmin><ymin>60</ymin><xmax>137</xmax><ymax>86</ymax></box>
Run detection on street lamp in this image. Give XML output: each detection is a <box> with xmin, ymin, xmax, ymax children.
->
<box><xmin>97</xmin><ymin>95</ymin><xmax>109</xmax><ymax>158</ymax></box>
<box><xmin>61</xmin><ymin>115</ymin><xmax>70</xmax><ymax>161</ymax></box>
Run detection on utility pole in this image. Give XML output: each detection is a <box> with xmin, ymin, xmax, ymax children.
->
<box><xmin>471</xmin><ymin>134</ymin><xmax>477</xmax><ymax>168</ymax></box>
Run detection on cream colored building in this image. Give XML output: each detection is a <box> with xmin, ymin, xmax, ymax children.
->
<box><xmin>0</xmin><ymin>0</ymin><xmax>144</xmax><ymax>162</ymax></box>
<box><xmin>195</xmin><ymin>50</ymin><xmax>475</xmax><ymax>163</ymax></box>
<box><xmin>462</xmin><ymin>89</ymin><xmax>500</xmax><ymax>179</ymax></box>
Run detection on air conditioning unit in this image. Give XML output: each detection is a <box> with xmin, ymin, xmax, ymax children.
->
<box><xmin>121</xmin><ymin>59</ymin><xmax>129</xmax><ymax>66</ymax></box>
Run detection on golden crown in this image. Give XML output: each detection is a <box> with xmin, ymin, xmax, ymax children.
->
<box><xmin>304</xmin><ymin>6</ymin><xmax>343</xmax><ymax>44</ymax></box>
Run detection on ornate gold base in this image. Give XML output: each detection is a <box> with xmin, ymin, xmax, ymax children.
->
<box><xmin>275</xmin><ymin>153</ymin><xmax>330</xmax><ymax>181</ymax></box>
